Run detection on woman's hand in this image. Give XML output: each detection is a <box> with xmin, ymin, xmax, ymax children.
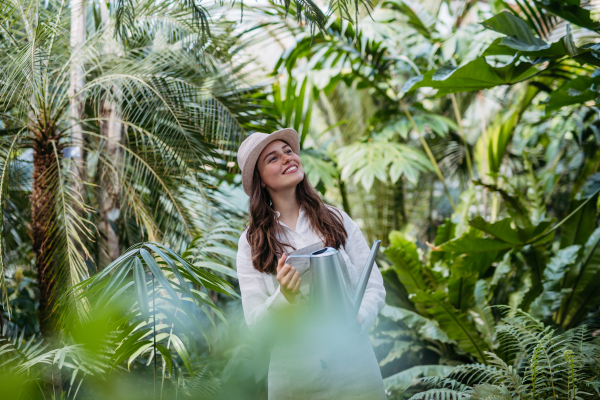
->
<box><xmin>276</xmin><ymin>254</ymin><xmax>301</xmax><ymax>303</ymax></box>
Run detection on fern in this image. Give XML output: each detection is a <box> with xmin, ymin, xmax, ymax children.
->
<box><xmin>410</xmin><ymin>388</ymin><xmax>471</xmax><ymax>400</ymax></box>
<box><xmin>407</xmin><ymin>308</ymin><xmax>600</xmax><ymax>400</ymax></box>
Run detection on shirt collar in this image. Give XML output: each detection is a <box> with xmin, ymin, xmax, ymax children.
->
<box><xmin>275</xmin><ymin>204</ymin><xmax>305</xmax><ymax>231</ymax></box>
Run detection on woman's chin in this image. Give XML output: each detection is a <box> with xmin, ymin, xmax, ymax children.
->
<box><xmin>276</xmin><ymin>172</ymin><xmax>304</xmax><ymax>190</ymax></box>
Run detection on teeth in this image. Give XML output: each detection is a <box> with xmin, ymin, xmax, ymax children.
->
<box><xmin>284</xmin><ymin>166</ymin><xmax>297</xmax><ymax>174</ymax></box>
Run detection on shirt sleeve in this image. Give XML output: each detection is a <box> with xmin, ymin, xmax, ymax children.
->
<box><xmin>341</xmin><ymin>213</ymin><xmax>386</xmax><ymax>334</ymax></box>
<box><xmin>236</xmin><ymin>231</ymin><xmax>297</xmax><ymax>330</ymax></box>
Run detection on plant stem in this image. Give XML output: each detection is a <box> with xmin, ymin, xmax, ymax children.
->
<box><xmin>400</xmin><ymin>100</ymin><xmax>456</xmax><ymax>211</ymax></box>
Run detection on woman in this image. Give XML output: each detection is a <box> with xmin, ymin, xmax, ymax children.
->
<box><xmin>236</xmin><ymin>128</ymin><xmax>387</xmax><ymax>399</ymax></box>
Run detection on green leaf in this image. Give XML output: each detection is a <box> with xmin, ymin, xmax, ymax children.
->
<box><xmin>530</xmin><ymin>245</ymin><xmax>579</xmax><ymax>321</ymax></box>
<box><xmin>98</xmin><ymin>259</ymin><xmax>134</xmax><ymax>303</ymax></box>
<box><xmin>453</xmin><ymin>252</ymin><xmax>502</xmax><ymax>276</ymax></box>
<box><xmin>383</xmin><ymin>365</ymin><xmax>456</xmax><ymax>392</ymax></box>
<box><xmin>469</xmin><ymin>217</ymin><xmax>521</xmax><ymax>244</ymax></box>
<box><xmin>385</xmin><ymin>0</ymin><xmax>435</xmax><ymax>39</ymax></box>
<box><xmin>152</xmin><ymin>243</ymin><xmax>231</xmax><ymax>293</ymax></box>
<box><xmin>473</xmin><ymin>181</ymin><xmax>532</xmax><ymax>229</ymax></box>
<box><xmin>519</xmin><ymin>245</ymin><xmax>549</xmax><ymax>310</ymax></box>
<box><xmin>140</xmin><ymin>248</ymin><xmax>180</xmax><ymax>304</ymax></box>
<box><xmin>386</xmin><ymin>232</ymin><xmax>432</xmax><ymax>295</ymax></box>
<box><xmin>144</xmin><ymin>244</ymin><xmax>195</xmax><ymax>301</ymax></box>
<box><xmin>378</xmin><ymin>340</ymin><xmax>413</xmax><ymax>367</ymax></box>
<box><xmin>403</xmin><ymin>57</ymin><xmax>538</xmax><ymax>95</ymax></box>
<box><xmin>170</xmin><ymin>334</ymin><xmax>193</xmax><ymax>375</ymax></box>
<box><xmin>448</xmin><ymin>272</ymin><xmax>478</xmax><ymax>311</ymax></box>
<box><xmin>380</xmin><ymin>305</ymin><xmax>453</xmax><ymax>344</ymax></box>
<box><xmin>193</xmin><ymin>261</ymin><xmax>238</xmax><ymax>279</ymax></box>
<box><xmin>481</xmin><ymin>11</ymin><xmax>547</xmax><ymax>49</ymax></box>
<box><xmin>432</xmin><ymin>219</ymin><xmax>457</xmax><ymax>263</ymax></box>
<box><xmin>473</xmin><ymin>280</ymin><xmax>495</xmax><ymax>347</ymax></box>
<box><xmin>133</xmin><ymin>257</ymin><xmax>150</xmax><ymax>322</ymax></box>
<box><xmin>158</xmin><ymin>306</ymin><xmax>199</xmax><ymax>355</ymax></box>
<box><xmin>412</xmin><ymin>291</ymin><xmax>490</xmax><ymax>362</ymax></box>
<box><xmin>537</xmin><ymin>0</ymin><xmax>599</xmax><ymax>31</ymax></box>
<box><xmin>381</xmin><ymin>269</ymin><xmax>414</xmax><ymax>309</ymax></box>
<box><xmin>299</xmin><ymin>151</ymin><xmax>338</xmax><ymax>189</ymax></box>
<box><xmin>560</xmin><ymin>227</ymin><xmax>600</xmax><ymax>327</ymax></box>
<box><xmin>435</xmin><ymin>219</ymin><xmax>457</xmax><ymax>246</ymax></box>
<box><xmin>155</xmin><ymin>344</ymin><xmax>173</xmax><ymax>374</ymax></box>
<box><xmin>337</xmin><ymin>140</ymin><xmax>431</xmax><ymax>191</ymax></box>
<box><xmin>438</xmin><ymin>234</ymin><xmax>515</xmax><ymax>253</ymax></box>
<box><xmin>547</xmin><ymin>69</ymin><xmax>600</xmax><ymax>111</ymax></box>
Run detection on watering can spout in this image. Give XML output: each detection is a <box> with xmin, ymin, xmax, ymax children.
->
<box><xmin>351</xmin><ymin>240</ymin><xmax>381</xmax><ymax>312</ymax></box>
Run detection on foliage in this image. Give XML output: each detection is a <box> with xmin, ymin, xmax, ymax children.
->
<box><xmin>0</xmin><ymin>0</ymin><xmax>253</xmax><ymax>335</ymax></box>
<box><xmin>377</xmin><ymin>184</ymin><xmax>600</xmax><ymax>389</ymax></box>
<box><xmin>1</xmin><ymin>240</ymin><xmax>234</xmax><ymax>399</ymax></box>
<box><xmin>406</xmin><ymin>309</ymin><xmax>600</xmax><ymax>400</ymax></box>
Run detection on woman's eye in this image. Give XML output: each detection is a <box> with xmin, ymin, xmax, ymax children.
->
<box><xmin>285</xmin><ymin>149</ymin><xmax>292</xmax><ymax>154</ymax></box>
<box><xmin>269</xmin><ymin>156</ymin><xmax>277</xmax><ymax>162</ymax></box>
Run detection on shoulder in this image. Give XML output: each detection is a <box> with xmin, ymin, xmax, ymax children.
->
<box><xmin>237</xmin><ymin>229</ymin><xmax>251</xmax><ymax>257</ymax></box>
<box><xmin>325</xmin><ymin>205</ymin><xmax>359</xmax><ymax>232</ymax></box>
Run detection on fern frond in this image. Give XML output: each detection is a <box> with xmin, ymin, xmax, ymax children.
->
<box><xmin>418</xmin><ymin>376</ymin><xmax>471</xmax><ymax>392</ymax></box>
<box><xmin>409</xmin><ymin>388</ymin><xmax>471</xmax><ymax>400</ymax></box>
<box><xmin>468</xmin><ymin>383</ymin><xmax>512</xmax><ymax>400</ymax></box>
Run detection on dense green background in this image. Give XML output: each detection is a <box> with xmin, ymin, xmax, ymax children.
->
<box><xmin>1</xmin><ymin>0</ymin><xmax>599</xmax><ymax>398</ymax></box>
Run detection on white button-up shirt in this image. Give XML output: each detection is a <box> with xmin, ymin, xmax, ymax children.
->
<box><xmin>237</xmin><ymin>205</ymin><xmax>386</xmax><ymax>334</ymax></box>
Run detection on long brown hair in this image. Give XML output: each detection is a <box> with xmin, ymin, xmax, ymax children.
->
<box><xmin>246</xmin><ymin>164</ymin><xmax>348</xmax><ymax>274</ymax></box>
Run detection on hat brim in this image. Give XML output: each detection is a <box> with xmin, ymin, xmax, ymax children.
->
<box><xmin>242</xmin><ymin>128</ymin><xmax>301</xmax><ymax>196</ymax></box>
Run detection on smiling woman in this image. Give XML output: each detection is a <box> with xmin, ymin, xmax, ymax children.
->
<box><xmin>258</xmin><ymin>140</ymin><xmax>305</xmax><ymax>196</ymax></box>
<box><xmin>235</xmin><ymin>128</ymin><xmax>387</xmax><ymax>399</ymax></box>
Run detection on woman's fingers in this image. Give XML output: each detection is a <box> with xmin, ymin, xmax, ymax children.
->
<box><xmin>276</xmin><ymin>264</ymin><xmax>290</xmax><ymax>281</ymax></box>
<box><xmin>276</xmin><ymin>253</ymin><xmax>287</xmax><ymax>273</ymax></box>
<box><xmin>292</xmin><ymin>276</ymin><xmax>301</xmax><ymax>293</ymax></box>
<box><xmin>278</xmin><ymin>265</ymin><xmax>296</xmax><ymax>287</ymax></box>
<box><xmin>288</xmin><ymin>270</ymin><xmax>300</xmax><ymax>291</ymax></box>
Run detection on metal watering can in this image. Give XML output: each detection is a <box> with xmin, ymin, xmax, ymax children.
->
<box><xmin>286</xmin><ymin>240</ymin><xmax>381</xmax><ymax>327</ymax></box>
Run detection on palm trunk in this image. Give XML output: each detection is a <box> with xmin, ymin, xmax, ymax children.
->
<box><xmin>99</xmin><ymin>99</ymin><xmax>122</xmax><ymax>266</ymax></box>
<box><xmin>31</xmin><ymin>125</ymin><xmax>61</xmax><ymax>338</ymax></box>
<box><xmin>69</xmin><ymin>0</ymin><xmax>86</xmax><ymax>186</ymax></box>
<box><xmin>98</xmin><ymin>2</ymin><xmax>122</xmax><ymax>267</ymax></box>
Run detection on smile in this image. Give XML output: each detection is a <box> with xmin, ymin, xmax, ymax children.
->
<box><xmin>282</xmin><ymin>165</ymin><xmax>298</xmax><ymax>174</ymax></box>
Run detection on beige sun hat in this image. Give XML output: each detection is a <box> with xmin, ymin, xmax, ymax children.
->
<box><xmin>237</xmin><ymin>128</ymin><xmax>300</xmax><ymax>196</ymax></box>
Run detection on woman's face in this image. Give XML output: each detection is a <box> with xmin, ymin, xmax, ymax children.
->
<box><xmin>257</xmin><ymin>140</ymin><xmax>304</xmax><ymax>192</ymax></box>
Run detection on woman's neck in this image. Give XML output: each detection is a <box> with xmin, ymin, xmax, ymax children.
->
<box><xmin>269</xmin><ymin>187</ymin><xmax>301</xmax><ymax>231</ymax></box>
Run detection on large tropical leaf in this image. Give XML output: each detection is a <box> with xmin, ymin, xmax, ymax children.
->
<box><xmin>384</xmin><ymin>365</ymin><xmax>456</xmax><ymax>393</ymax></box>
<box><xmin>380</xmin><ymin>305</ymin><xmax>453</xmax><ymax>344</ymax></box>
<box><xmin>411</xmin><ymin>291</ymin><xmax>490</xmax><ymax>363</ymax></box>
<box><xmin>70</xmin><ymin>241</ymin><xmax>231</xmax><ymax>375</ymax></box>
<box><xmin>385</xmin><ymin>231</ymin><xmax>438</xmax><ymax>296</ymax></box>
<box><xmin>337</xmin><ymin>139</ymin><xmax>431</xmax><ymax>191</ymax></box>
<box><xmin>559</xmin><ymin>227</ymin><xmax>600</xmax><ymax>328</ymax></box>
<box><xmin>402</xmin><ymin>57</ymin><xmax>539</xmax><ymax>95</ymax></box>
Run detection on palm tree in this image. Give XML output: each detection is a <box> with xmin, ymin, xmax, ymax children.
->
<box><xmin>0</xmin><ymin>0</ymin><xmax>254</xmax><ymax>338</ymax></box>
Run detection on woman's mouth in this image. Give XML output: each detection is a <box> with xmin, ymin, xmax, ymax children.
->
<box><xmin>282</xmin><ymin>165</ymin><xmax>298</xmax><ymax>175</ymax></box>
